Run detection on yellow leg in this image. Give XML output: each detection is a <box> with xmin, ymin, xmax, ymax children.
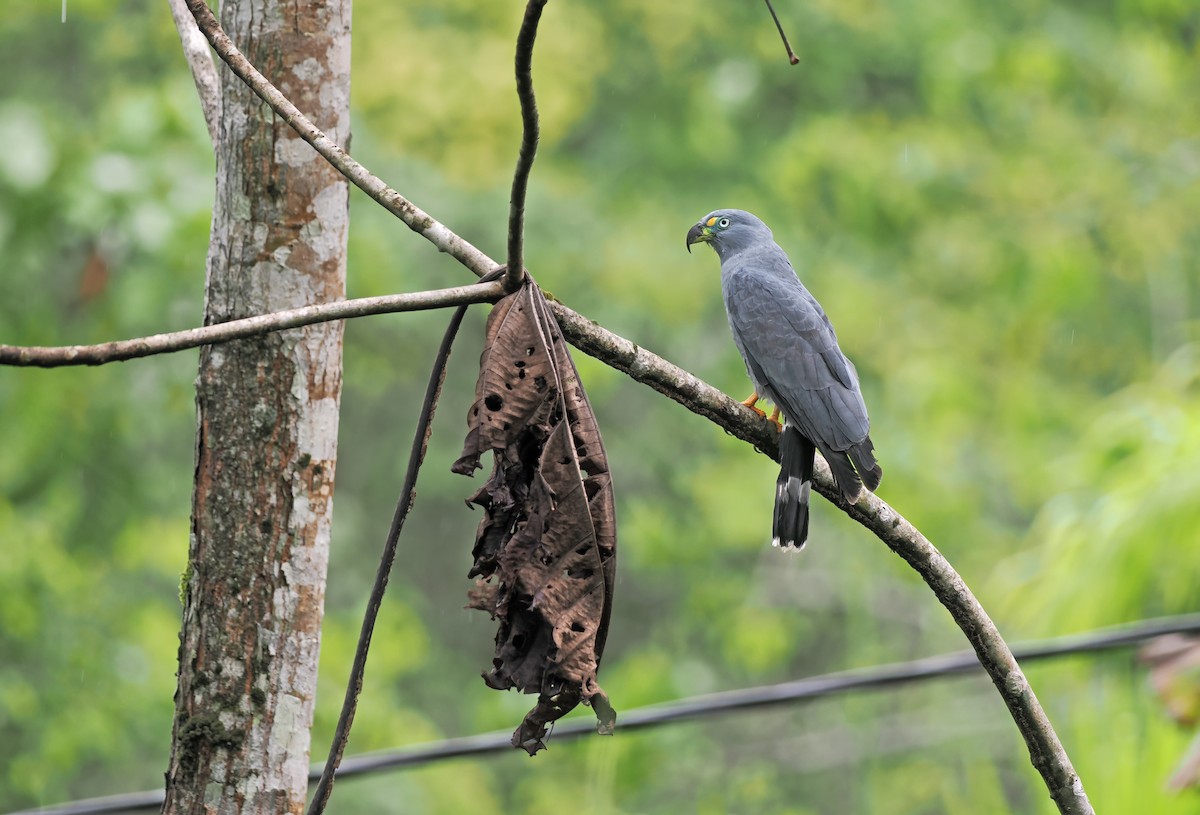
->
<box><xmin>741</xmin><ymin>391</ymin><xmax>766</xmax><ymax>417</ymax></box>
<box><xmin>767</xmin><ymin>406</ymin><xmax>782</xmax><ymax>430</ymax></box>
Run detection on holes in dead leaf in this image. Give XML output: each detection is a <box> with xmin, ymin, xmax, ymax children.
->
<box><xmin>456</xmin><ymin>283</ymin><xmax>616</xmax><ymax>751</ymax></box>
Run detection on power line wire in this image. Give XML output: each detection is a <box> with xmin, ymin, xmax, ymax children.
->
<box><xmin>10</xmin><ymin>613</ymin><xmax>1200</xmax><ymax>815</ymax></box>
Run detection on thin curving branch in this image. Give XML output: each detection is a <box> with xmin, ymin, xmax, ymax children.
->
<box><xmin>0</xmin><ymin>281</ymin><xmax>504</xmax><ymax>368</ymax></box>
<box><xmin>181</xmin><ymin>0</ymin><xmax>497</xmax><ymax>278</ymax></box>
<box><xmin>762</xmin><ymin>0</ymin><xmax>800</xmax><ymax>66</ymax></box>
<box><xmin>158</xmin><ymin>6</ymin><xmax>1089</xmax><ymax>811</ymax></box>
<box><xmin>306</xmin><ymin>284</ymin><xmax>485</xmax><ymax>815</ymax></box>
<box><xmin>836</xmin><ymin>500</ymin><xmax>1091</xmax><ymax>810</ymax></box>
<box><xmin>505</xmin><ymin>0</ymin><xmax>547</xmax><ymax>292</ymax></box>
<box><xmin>166</xmin><ymin>0</ymin><xmax>221</xmax><ymax>147</ymax></box>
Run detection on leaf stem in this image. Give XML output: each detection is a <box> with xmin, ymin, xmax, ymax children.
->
<box><xmin>506</xmin><ymin>0</ymin><xmax>548</xmax><ymax>292</ymax></box>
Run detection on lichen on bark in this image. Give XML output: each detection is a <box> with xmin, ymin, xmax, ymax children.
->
<box><xmin>162</xmin><ymin>0</ymin><xmax>350</xmax><ymax>811</ymax></box>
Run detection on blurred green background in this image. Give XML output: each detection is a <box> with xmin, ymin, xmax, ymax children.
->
<box><xmin>2</xmin><ymin>0</ymin><xmax>1198</xmax><ymax>812</ymax></box>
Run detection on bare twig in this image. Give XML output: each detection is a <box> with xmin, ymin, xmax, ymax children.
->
<box><xmin>0</xmin><ymin>281</ymin><xmax>504</xmax><ymax>367</ymax></box>
<box><xmin>505</xmin><ymin>0</ymin><xmax>547</xmax><ymax>292</ymax></box>
<box><xmin>762</xmin><ymin>0</ymin><xmax>800</xmax><ymax>65</ymax></box>
<box><xmin>181</xmin><ymin>0</ymin><xmax>497</xmax><ymax>278</ymax></box>
<box><xmin>166</xmin><ymin>0</ymin><xmax>221</xmax><ymax>146</ymax></box>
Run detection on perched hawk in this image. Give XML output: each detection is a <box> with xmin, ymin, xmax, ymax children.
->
<box><xmin>687</xmin><ymin>209</ymin><xmax>882</xmax><ymax>550</ymax></box>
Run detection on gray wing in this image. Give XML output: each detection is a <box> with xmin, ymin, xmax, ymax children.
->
<box><xmin>725</xmin><ymin>270</ymin><xmax>870</xmax><ymax>453</ymax></box>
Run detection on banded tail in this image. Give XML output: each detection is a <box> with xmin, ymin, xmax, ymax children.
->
<box><xmin>773</xmin><ymin>426</ymin><xmax>815</xmax><ymax>551</ymax></box>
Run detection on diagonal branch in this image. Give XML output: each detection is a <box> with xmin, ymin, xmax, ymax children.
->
<box><xmin>551</xmin><ymin>303</ymin><xmax>1092</xmax><ymax>814</ymax></box>
<box><xmin>505</xmin><ymin>0</ymin><xmax>548</xmax><ymax>292</ymax></box>
<box><xmin>0</xmin><ymin>281</ymin><xmax>504</xmax><ymax>367</ymax></box>
<box><xmin>181</xmin><ymin>0</ymin><xmax>497</xmax><ymax>278</ymax></box>
<box><xmin>166</xmin><ymin>0</ymin><xmax>221</xmax><ymax>148</ymax></box>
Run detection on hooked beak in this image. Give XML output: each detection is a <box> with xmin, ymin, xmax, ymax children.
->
<box><xmin>686</xmin><ymin>222</ymin><xmax>711</xmax><ymax>253</ymax></box>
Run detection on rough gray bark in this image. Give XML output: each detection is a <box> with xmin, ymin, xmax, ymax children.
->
<box><xmin>162</xmin><ymin>0</ymin><xmax>351</xmax><ymax>812</ymax></box>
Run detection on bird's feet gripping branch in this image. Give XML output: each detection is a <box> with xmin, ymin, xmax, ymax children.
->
<box><xmin>687</xmin><ymin>208</ymin><xmax>883</xmax><ymax>551</ymax></box>
<box><xmin>741</xmin><ymin>391</ymin><xmax>782</xmax><ymax>429</ymax></box>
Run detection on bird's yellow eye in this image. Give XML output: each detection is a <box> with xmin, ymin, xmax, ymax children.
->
<box><xmin>718</xmin><ymin>218</ymin><xmax>731</xmax><ymax>229</ymax></box>
<box><xmin>706</xmin><ymin>216</ymin><xmax>719</xmax><ymax>227</ymax></box>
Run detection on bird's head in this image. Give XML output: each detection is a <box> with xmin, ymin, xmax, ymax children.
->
<box><xmin>686</xmin><ymin>209</ymin><xmax>772</xmax><ymax>260</ymax></box>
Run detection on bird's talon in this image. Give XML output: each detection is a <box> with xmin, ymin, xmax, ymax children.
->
<box><xmin>767</xmin><ymin>406</ymin><xmax>782</xmax><ymax>430</ymax></box>
<box><xmin>741</xmin><ymin>391</ymin><xmax>766</xmax><ymax>417</ymax></box>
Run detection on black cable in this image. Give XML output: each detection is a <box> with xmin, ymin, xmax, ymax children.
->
<box><xmin>11</xmin><ymin>613</ymin><xmax>1200</xmax><ymax>815</ymax></box>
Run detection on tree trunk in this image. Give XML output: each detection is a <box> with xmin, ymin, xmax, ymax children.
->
<box><xmin>163</xmin><ymin>0</ymin><xmax>351</xmax><ymax>812</ymax></box>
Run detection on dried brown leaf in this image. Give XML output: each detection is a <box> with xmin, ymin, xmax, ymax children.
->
<box><xmin>1140</xmin><ymin>635</ymin><xmax>1200</xmax><ymax>727</ymax></box>
<box><xmin>1139</xmin><ymin>635</ymin><xmax>1200</xmax><ymax>790</ymax></box>
<box><xmin>452</xmin><ymin>284</ymin><xmax>558</xmax><ymax>477</ymax></box>
<box><xmin>1168</xmin><ymin>731</ymin><xmax>1200</xmax><ymax>791</ymax></box>
<box><xmin>455</xmin><ymin>279</ymin><xmax>618</xmax><ymax>752</ymax></box>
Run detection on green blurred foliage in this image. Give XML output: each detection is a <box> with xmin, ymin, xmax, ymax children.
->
<box><xmin>1</xmin><ymin>0</ymin><xmax>1198</xmax><ymax>812</ymax></box>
